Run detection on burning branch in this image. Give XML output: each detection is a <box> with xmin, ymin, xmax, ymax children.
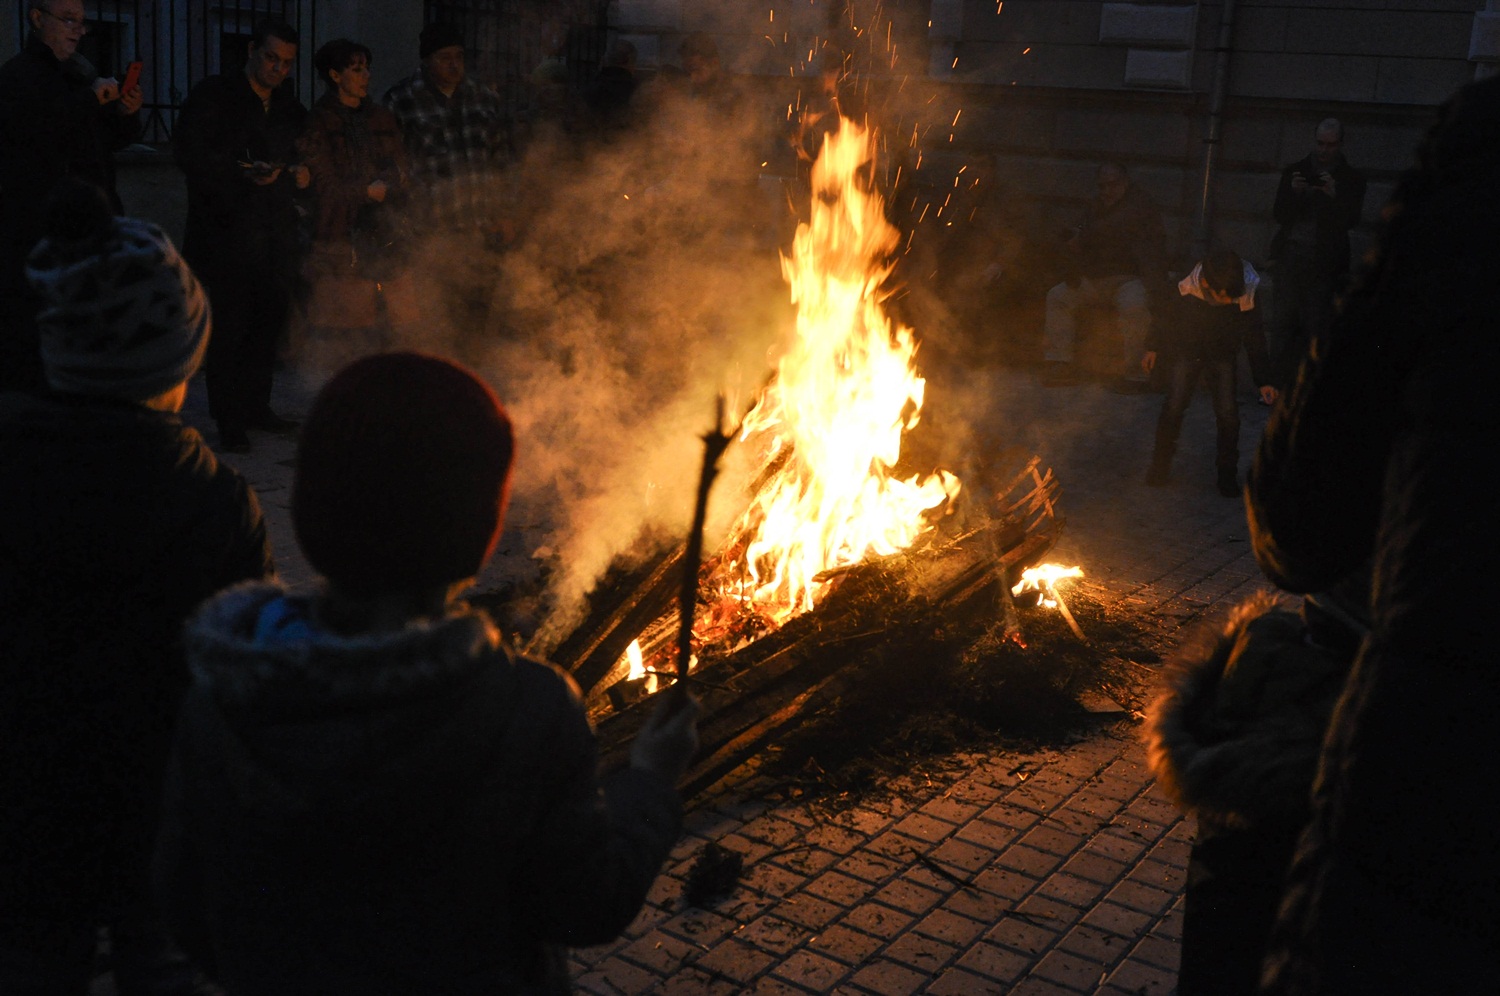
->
<box><xmin>677</xmin><ymin>396</ymin><xmax>738</xmax><ymax>684</ymax></box>
<box><xmin>1012</xmin><ymin>564</ymin><xmax>1087</xmax><ymax>642</ymax></box>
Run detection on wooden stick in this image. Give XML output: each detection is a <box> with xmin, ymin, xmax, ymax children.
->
<box><xmin>677</xmin><ymin>396</ymin><xmax>736</xmax><ymax>684</ymax></box>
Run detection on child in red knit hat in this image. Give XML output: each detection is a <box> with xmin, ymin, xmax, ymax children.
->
<box><xmin>156</xmin><ymin>351</ymin><xmax>699</xmax><ymax>996</ymax></box>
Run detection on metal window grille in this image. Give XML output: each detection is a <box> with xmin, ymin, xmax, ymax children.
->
<box><xmin>12</xmin><ymin>1</ymin><xmax>318</xmax><ymax>142</ymax></box>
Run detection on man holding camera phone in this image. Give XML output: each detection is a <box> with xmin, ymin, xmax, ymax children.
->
<box><xmin>175</xmin><ymin>20</ymin><xmax>310</xmax><ymax>454</ymax></box>
<box><xmin>0</xmin><ymin>0</ymin><xmax>144</xmax><ymax>392</ymax></box>
<box><xmin>1266</xmin><ymin>118</ymin><xmax>1367</xmax><ymax>389</ymax></box>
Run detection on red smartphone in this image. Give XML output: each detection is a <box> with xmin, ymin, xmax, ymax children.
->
<box><xmin>121</xmin><ymin>61</ymin><xmax>142</xmax><ymax>93</ymax></box>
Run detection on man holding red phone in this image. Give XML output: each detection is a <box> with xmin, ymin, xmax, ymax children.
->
<box><xmin>0</xmin><ymin>0</ymin><xmax>144</xmax><ymax>392</ymax></box>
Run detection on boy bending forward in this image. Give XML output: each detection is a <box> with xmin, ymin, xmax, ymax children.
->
<box><xmin>1144</xmin><ymin>248</ymin><xmax>1277</xmax><ymax>496</ymax></box>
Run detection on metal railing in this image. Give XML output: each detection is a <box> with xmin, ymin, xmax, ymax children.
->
<box><xmin>12</xmin><ymin>1</ymin><xmax>617</xmax><ymax>140</ymax></box>
<box><xmin>12</xmin><ymin>1</ymin><xmax>317</xmax><ymax>142</ymax></box>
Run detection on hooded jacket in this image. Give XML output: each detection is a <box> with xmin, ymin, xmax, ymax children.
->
<box><xmin>155</xmin><ymin>582</ymin><xmax>682</xmax><ymax>995</ymax></box>
<box><xmin>1146</xmin><ymin>591</ymin><xmax>1363</xmax><ymax>996</ymax></box>
<box><xmin>0</xmin><ymin>391</ymin><xmax>270</xmax><ymax>919</ymax></box>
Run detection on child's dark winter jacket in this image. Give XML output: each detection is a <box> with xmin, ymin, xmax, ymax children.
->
<box><xmin>0</xmin><ymin>392</ymin><xmax>271</xmax><ymax>921</ymax></box>
<box><xmin>155</xmin><ymin>581</ymin><xmax>682</xmax><ymax>995</ymax></box>
<box><xmin>1148</xmin><ymin>262</ymin><xmax>1273</xmax><ymax>381</ymax></box>
<box><xmin>1144</xmin><ymin>593</ymin><xmax>1356</xmax><ymax>996</ymax></box>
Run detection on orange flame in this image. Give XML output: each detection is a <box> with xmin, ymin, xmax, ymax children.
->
<box><xmin>1011</xmin><ymin>563</ymin><xmax>1083</xmax><ymax>608</ymax></box>
<box><xmin>717</xmin><ymin>118</ymin><xmax>959</xmax><ymax>624</ymax></box>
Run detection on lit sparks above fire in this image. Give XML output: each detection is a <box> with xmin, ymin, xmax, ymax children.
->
<box><xmin>713</xmin><ymin>117</ymin><xmax>960</xmax><ymax>625</ymax></box>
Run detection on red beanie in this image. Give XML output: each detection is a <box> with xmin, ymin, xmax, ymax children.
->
<box><xmin>293</xmin><ymin>352</ymin><xmax>514</xmax><ymax>596</ymax></box>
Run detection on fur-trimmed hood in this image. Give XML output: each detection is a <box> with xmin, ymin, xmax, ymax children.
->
<box><xmin>1144</xmin><ymin>593</ymin><xmax>1355</xmax><ymax>829</ymax></box>
<box><xmin>179</xmin><ymin>581</ymin><xmax>521</xmax><ymax>837</ymax></box>
<box><xmin>185</xmin><ymin>581</ymin><xmax>503</xmax><ymax>712</ymax></box>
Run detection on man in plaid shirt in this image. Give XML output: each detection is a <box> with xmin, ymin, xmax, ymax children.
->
<box><xmin>382</xmin><ymin>22</ymin><xmax>512</xmax><ymax>338</ymax></box>
<box><xmin>383</xmin><ymin>21</ymin><xmax>511</xmax><ymax>232</ymax></box>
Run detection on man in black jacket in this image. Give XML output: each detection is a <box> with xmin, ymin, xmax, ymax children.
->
<box><xmin>0</xmin><ymin>181</ymin><xmax>272</xmax><ymax>995</ymax></box>
<box><xmin>1143</xmin><ymin>247</ymin><xmax>1277</xmax><ymax>497</ymax></box>
<box><xmin>175</xmin><ymin>20</ymin><xmax>309</xmax><ymax>454</ymax></box>
<box><xmin>0</xmin><ymin>0</ymin><xmax>142</xmax><ymax>393</ymax></box>
<box><xmin>1265</xmin><ymin>118</ymin><xmax>1366</xmax><ymax>387</ymax></box>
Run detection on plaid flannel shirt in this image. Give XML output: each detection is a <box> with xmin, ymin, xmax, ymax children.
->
<box><xmin>382</xmin><ymin>69</ymin><xmax>511</xmax><ymax>232</ymax></box>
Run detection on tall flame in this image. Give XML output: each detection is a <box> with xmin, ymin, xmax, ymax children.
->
<box><xmin>720</xmin><ymin>118</ymin><xmax>959</xmax><ymax>623</ymax></box>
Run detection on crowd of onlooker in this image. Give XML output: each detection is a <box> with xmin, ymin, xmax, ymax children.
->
<box><xmin>3</xmin><ymin>2</ymin><xmax>1498</xmax><ymax>993</ymax></box>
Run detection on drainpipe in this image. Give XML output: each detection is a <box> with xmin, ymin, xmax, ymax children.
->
<box><xmin>1194</xmin><ymin>0</ymin><xmax>1239</xmax><ymax>255</ymax></box>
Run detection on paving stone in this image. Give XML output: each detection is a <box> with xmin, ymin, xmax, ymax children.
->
<box><xmin>741</xmin><ymin>860</ymin><xmax>810</xmax><ymax>899</ymax></box>
<box><xmin>774</xmin><ymin>893</ymin><xmax>845</xmax><ymax>930</ymax></box>
<box><xmin>919</xmin><ymin>793</ymin><xmax>985</xmax><ymax>824</ymax></box>
<box><xmin>893</xmin><ymin>811</ymin><xmax>960</xmax><ymax>843</ymax></box>
<box><xmin>1131</xmin><ymin>857</ymin><xmax>1187</xmax><ymax>894</ymax></box>
<box><xmin>1017</xmin><ymin>822</ymin><xmax>1088</xmax><ymax>858</ymax></box>
<box><xmin>771</xmin><ymin>845</ymin><xmax>841</xmax><ymax>877</ymax></box>
<box><xmin>872</xmin><ymin>876</ymin><xmax>945</xmax><ymax>917</ymax></box>
<box><xmin>994</xmin><ymin>842</ymin><xmax>1065</xmax><ymax>878</ymax></box>
<box><xmin>805</xmin><ymin>870</ymin><xmax>875</xmax><ymax>906</ymax></box>
<box><xmin>772</xmin><ymin>949</ymin><xmax>852</xmax><ymax>992</ymax></box>
<box><xmin>693</xmin><ymin>937</ymin><xmax>778</xmax><ymax>984</ymax></box>
<box><xmin>840</xmin><ymin>901</ymin><xmax>914</xmax><ymax>940</ymax></box>
<box><xmin>978</xmin><ymin>801</ymin><xmax>1044</xmax><ymax>832</ymax></box>
<box><xmin>658</xmin><ymin>966</ymin><xmax>742</xmax><ymax>994</ymax></box>
<box><xmin>707</xmin><ymin>832</ymin><xmax>774</xmax><ymax>865</ymax></box>
<box><xmin>801</xmin><ymin>823</ymin><xmax>866</xmax><ymax>854</ymax></box>
<box><xmin>741</xmin><ymin>815</ymin><xmax>808</xmax><ymax>848</ymax></box>
<box><xmin>660</xmin><ymin>907</ymin><xmax>740</xmax><ymax>947</ymax></box>
<box><xmin>850</xmin><ymin>957</ymin><xmax>936</xmax><ymax>995</ymax></box>
<box><xmin>1059</xmin><ymin>848</ymin><xmax>1130</xmax><ymax>885</ymax></box>
<box><xmin>928</xmin><ymin>836</ymin><xmax>996</xmax><ymax>874</ymax></box>
<box><xmin>618</xmin><ymin>931</ymin><xmax>700</xmax><ymax>975</ymax></box>
<box><xmin>835</xmin><ymin>848</ymin><xmax>905</xmax><ymax>884</ymax></box>
<box><xmin>806</xmin><ymin>923</ymin><xmax>885</xmax><ymax>965</ymax></box>
<box><xmin>1080</xmin><ymin>900</ymin><xmax>1157</xmax><ymax>939</ymax></box>
<box><xmin>953</xmin><ymin>816</ymin><xmax>1021</xmax><ymax>851</ymax></box>
<box><xmin>883</xmin><ymin>928</ymin><xmax>960</xmax><ymax>973</ymax></box>
<box><xmin>747</xmin><ymin>976</ymin><xmax>815</xmax><ymax>995</ymax></box>
<box><xmin>912</xmin><ymin>907</ymin><xmax>988</xmax><ymax>948</ymax></box>
<box><xmin>986</xmin><ymin>913</ymin><xmax>1061</xmax><ymax>957</ymax></box>
<box><xmin>969</xmin><ymin>865</ymin><xmax>1037</xmax><ymax>902</ymax></box>
<box><xmin>1035</xmin><ymin>869</ymin><xmax>1108</xmax><ymax>908</ymax></box>
<box><xmin>1056</xmin><ymin>921</ymin><xmax>1129</xmax><ymax>966</ymax></box>
<box><xmin>1129</xmin><ymin>932</ymin><xmax>1181</xmax><ymax>972</ymax></box>
<box><xmin>1034</xmin><ymin>947</ymin><xmax>1111</xmax><ymax>991</ymax></box>
<box><xmin>1007</xmin><ymin>976</ymin><xmax>1087</xmax><ymax>995</ymax></box>
<box><xmin>953</xmin><ymin>938</ymin><xmax>1034</xmax><ymax>984</ymax></box>
<box><xmin>926</xmin><ymin>967</ymin><xmax>1012</xmax><ymax>995</ymax></box>
<box><xmin>1103</xmin><ymin>956</ymin><xmax>1179</xmax><ymax>993</ymax></box>
<box><xmin>735</xmin><ymin>914</ymin><xmax>814</xmax><ymax>956</ymax></box>
<box><xmin>1104</xmin><ymin>877</ymin><xmax>1177</xmax><ymax>917</ymax></box>
<box><xmin>941</xmin><ymin>885</ymin><xmax>1021</xmax><ymax>923</ymax></box>
<box><xmin>573</xmin><ymin>956</ymin><xmax>661</xmax><ymax>994</ymax></box>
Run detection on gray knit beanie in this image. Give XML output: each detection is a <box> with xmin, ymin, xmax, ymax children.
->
<box><xmin>25</xmin><ymin>202</ymin><xmax>211</xmax><ymax>402</ymax></box>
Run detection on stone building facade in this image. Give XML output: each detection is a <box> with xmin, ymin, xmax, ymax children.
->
<box><xmin>609</xmin><ymin>0</ymin><xmax>1500</xmax><ymax>267</ymax></box>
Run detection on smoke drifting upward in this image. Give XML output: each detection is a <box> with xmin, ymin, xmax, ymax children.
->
<box><xmin>461</xmin><ymin>85</ymin><xmax>794</xmax><ymax>650</ymax></box>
